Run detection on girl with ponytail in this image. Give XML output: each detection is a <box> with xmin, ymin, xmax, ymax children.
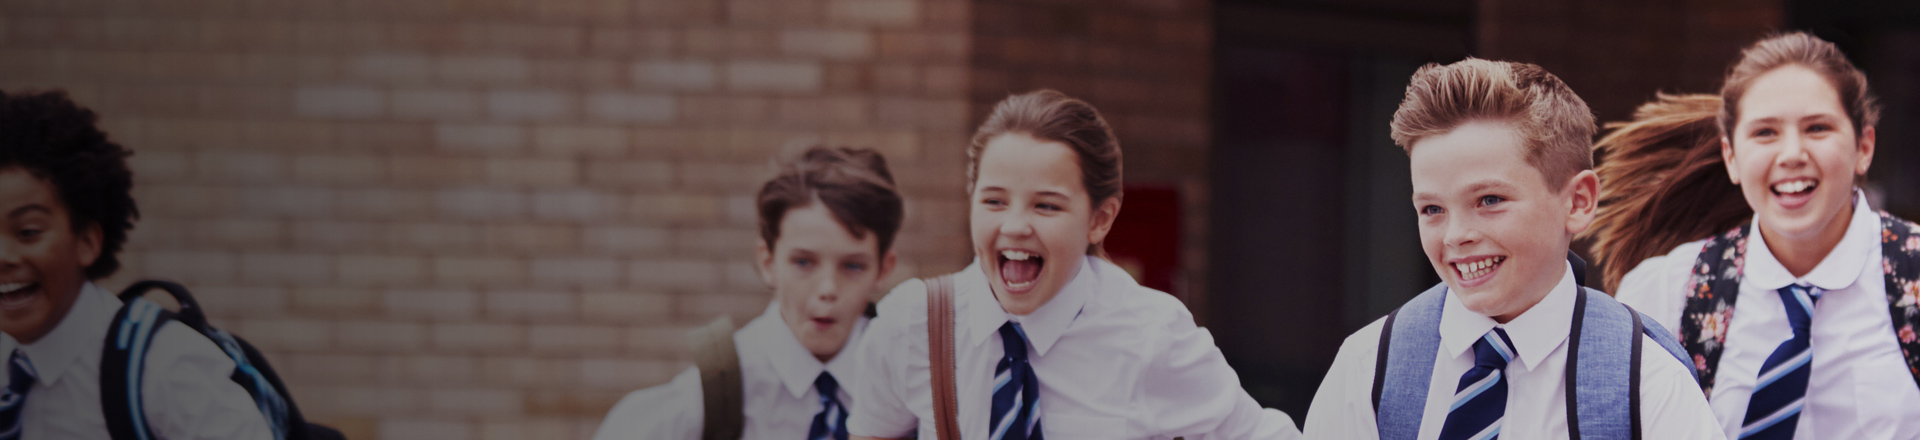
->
<box><xmin>1593</xmin><ymin>32</ymin><xmax>1920</xmax><ymax>439</ymax></box>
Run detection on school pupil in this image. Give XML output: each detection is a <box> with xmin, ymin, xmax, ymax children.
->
<box><xmin>1591</xmin><ymin>32</ymin><xmax>1920</xmax><ymax>439</ymax></box>
<box><xmin>1302</xmin><ymin>59</ymin><xmax>1724</xmax><ymax>439</ymax></box>
<box><xmin>846</xmin><ymin>90</ymin><xmax>1302</xmax><ymax>440</ymax></box>
<box><xmin>0</xmin><ymin>90</ymin><xmax>275</xmax><ymax>439</ymax></box>
<box><xmin>593</xmin><ymin>145</ymin><xmax>904</xmax><ymax>440</ymax></box>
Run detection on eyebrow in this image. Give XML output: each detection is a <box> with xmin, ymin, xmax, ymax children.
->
<box><xmin>7</xmin><ymin>204</ymin><xmax>49</xmax><ymax>219</ymax></box>
<box><xmin>1411</xmin><ymin>179</ymin><xmax>1514</xmax><ymax>202</ymax></box>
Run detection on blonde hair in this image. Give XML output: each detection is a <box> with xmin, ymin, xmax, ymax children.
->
<box><xmin>1390</xmin><ymin>58</ymin><xmax>1597</xmax><ymax>187</ymax></box>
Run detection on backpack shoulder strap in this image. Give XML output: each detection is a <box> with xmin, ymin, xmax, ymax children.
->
<box><xmin>100</xmin><ymin>296</ymin><xmax>176</xmax><ymax>440</ymax></box>
<box><xmin>1567</xmin><ymin>287</ymin><xmax>1692</xmax><ymax>440</ymax></box>
<box><xmin>1371</xmin><ymin>282</ymin><xmax>1447</xmax><ymax>440</ymax></box>
<box><xmin>1681</xmin><ymin>224</ymin><xmax>1749</xmax><ymax>396</ymax></box>
<box><xmin>925</xmin><ymin>275</ymin><xmax>960</xmax><ymax>440</ymax></box>
<box><xmin>1876</xmin><ymin>211</ymin><xmax>1920</xmax><ymax>390</ymax></box>
<box><xmin>688</xmin><ymin>316</ymin><xmax>743</xmax><ymax>440</ymax></box>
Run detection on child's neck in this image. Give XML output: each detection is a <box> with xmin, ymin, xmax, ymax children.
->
<box><xmin>1761</xmin><ymin>199</ymin><xmax>1854</xmax><ymax>278</ymax></box>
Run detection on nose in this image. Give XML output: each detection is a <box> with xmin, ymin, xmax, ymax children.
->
<box><xmin>1777</xmin><ymin>130</ymin><xmax>1811</xmax><ymax>169</ymax></box>
<box><xmin>1443</xmin><ymin>215</ymin><xmax>1479</xmax><ymax>249</ymax></box>
<box><xmin>813</xmin><ymin>271</ymin><xmax>839</xmax><ymax>303</ymax></box>
<box><xmin>998</xmin><ymin>209</ymin><xmax>1036</xmax><ymax>238</ymax></box>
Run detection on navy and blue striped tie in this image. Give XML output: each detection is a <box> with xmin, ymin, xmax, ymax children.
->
<box><xmin>1438</xmin><ymin>328</ymin><xmax>1515</xmax><ymax>440</ymax></box>
<box><xmin>1</xmin><ymin>350</ymin><xmax>36</xmax><ymax>440</ymax></box>
<box><xmin>990</xmin><ymin>322</ymin><xmax>1042</xmax><ymax>440</ymax></box>
<box><xmin>1739</xmin><ymin>284</ymin><xmax>1820</xmax><ymax>439</ymax></box>
<box><xmin>808</xmin><ymin>372</ymin><xmax>849</xmax><ymax>440</ymax></box>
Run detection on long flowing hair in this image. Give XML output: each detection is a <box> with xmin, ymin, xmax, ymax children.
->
<box><xmin>1584</xmin><ymin>94</ymin><xmax>1748</xmax><ymax>291</ymax></box>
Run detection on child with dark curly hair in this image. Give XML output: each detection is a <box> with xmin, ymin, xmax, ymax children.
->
<box><xmin>0</xmin><ymin>89</ymin><xmax>271</xmax><ymax>439</ymax></box>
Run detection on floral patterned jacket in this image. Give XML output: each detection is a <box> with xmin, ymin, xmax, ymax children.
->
<box><xmin>1678</xmin><ymin>211</ymin><xmax>1920</xmax><ymax>396</ymax></box>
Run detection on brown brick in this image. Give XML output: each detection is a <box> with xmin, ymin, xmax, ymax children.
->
<box><xmin>335</xmin><ymin>320</ymin><xmax>428</xmax><ymax>352</ymax></box>
<box><xmin>582</xmin><ymin>291</ymin><xmax>673</xmax><ymax>323</ymax></box>
<box><xmin>483</xmin><ymin>223</ymin><xmax>577</xmax><ymax>253</ymax></box>
<box><xmin>433</xmin><ymin>323</ymin><xmax>528</xmax><ymax>352</ymax></box>
<box><xmin>483</xmin><ymin>158</ymin><xmax>578</xmax><ymax>187</ymax></box>
<box><xmin>485</xmin><ymin>89</ymin><xmax>576</xmax><ymax>122</ymax></box>
<box><xmin>293</xmin><ymin>154</ymin><xmax>388</xmax><ymax>184</ymax></box>
<box><xmin>386</xmin><ymin>288</ymin><xmax>479</xmax><ymax>320</ymax></box>
<box><xmin>780</xmin><ymin>29</ymin><xmax>874</xmax><ymax>60</ymax></box>
<box><xmin>291</xmin><ymin>287</ymin><xmax>383</xmax><ymax>315</ymax></box>
<box><xmin>483</xmin><ymin>290</ymin><xmax>578</xmax><ymax>320</ymax></box>
<box><xmin>828</xmin><ymin>0</ymin><xmax>920</xmax><ymax>27</ymax></box>
<box><xmin>434</xmin><ymin>256</ymin><xmax>528</xmax><ymax>286</ymax></box>
<box><xmin>193</xmin><ymin>219</ymin><xmax>285</xmax><ymax>248</ymax></box>
<box><xmin>584</xmin><ymin>160</ymin><xmax>674</xmax><ymax>189</ymax></box>
<box><xmin>529</xmin><ymin>325</ymin><xmax>621</xmax><ymax>354</ymax></box>
<box><xmin>339</xmin><ymin>254</ymin><xmax>430</xmax><ymax>287</ymax></box>
<box><xmin>391</xmin><ymin>88</ymin><xmax>483</xmax><ymax>120</ymax></box>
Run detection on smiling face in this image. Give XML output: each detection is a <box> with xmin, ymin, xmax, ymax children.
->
<box><xmin>970</xmin><ymin>133</ymin><xmax>1119</xmax><ymax>316</ymax></box>
<box><xmin>0</xmin><ymin>167</ymin><xmax>101</xmax><ymax>344</ymax></box>
<box><xmin>1723</xmin><ymin>65</ymin><xmax>1874</xmax><ymax>260</ymax></box>
<box><xmin>1410</xmin><ymin>121</ymin><xmax>1596</xmax><ymax>322</ymax></box>
<box><xmin>757</xmin><ymin>201</ymin><xmax>895</xmax><ymax>362</ymax></box>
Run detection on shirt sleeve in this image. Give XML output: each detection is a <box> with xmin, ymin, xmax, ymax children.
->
<box><xmin>1614</xmin><ymin>241</ymin><xmax>1704</xmax><ymax>341</ymax></box>
<box><xmin>590</xmin><ymin>367</ymin><xmax>702</xmax><ymax>440</ymax></box>
<box><xmin>846</xmin><ymin>279</ymin><xmax>925</xmax><ymax>439</ymax></box>
<box><xmin>141</xmin><ymin>322</ymin><xmax>274</xmax><ymax>440</ymax></box>
<box><xmin>1142</xmin><ymin>312</ymin><xmax>1302</xmax><ymax>440</ymax></box>
<box><xmin>1302</xmin><ymin>319</ymin><xmax>1385</xmax><ymax>440</ymax></box>
<box><xmin>1637</xmin><ymin>333</ymin><xmax>1728</xmax><ymax>440</ymax></box>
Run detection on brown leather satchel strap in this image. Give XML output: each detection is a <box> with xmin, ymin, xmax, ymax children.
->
<box><xmin>689</xmin><ymin>316</ymin><xmax>743</xmax><ymax>440</ymax></box>
<box><xmin>925</xmin><ymin>275</ymin><xmax>960</xmax><ymax>440</ymax></box>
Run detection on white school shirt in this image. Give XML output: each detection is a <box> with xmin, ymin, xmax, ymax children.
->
<box><xmin>0</xmin><ymin>282</ymin><xmax>271</xmax><ymax>440</ymax></box>
<box><xmin>846</xmin><ymin>255</ymin><xmax>1302</xmax><ymax>440</ymax></box>
<box><xmin>1303</xmin><ymin>263</ymin><xmax>1724</xmax><ymax>440</ymax></box>
<box><xmin>1615</xmin><ymin>191</ymin><xmax>1920</xmax><ymax>439</ymax></box>
<box><xmin>591</xmin><ymin>301</ymin><xmax>868</xmax><ymax>440</ymax></box>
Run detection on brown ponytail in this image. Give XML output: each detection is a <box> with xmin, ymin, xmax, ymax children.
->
<box><xmin>1584</xmin><ymin>94</ymin><xmax>1749</xmax><ymax>291</ymax></box>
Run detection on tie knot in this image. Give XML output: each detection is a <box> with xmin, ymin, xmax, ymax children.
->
<box><xmin>998</xmin><ymin>322</ymin><xmax>1030</xmax><ymax>361</ymax></box>
<box><xmin>1472</xmin><ymin>328</ymin><xmax>1516</xmax><ymax>369</ymax></box>
<box><xmin>7</xmin><ymin>350</ymin><xmax>34</xmax><ymax>394</ymax></box>
<box><xmin>814</xmin><ymin>372</ymin><xmax>839</xmax><ymax>398</ymax></box>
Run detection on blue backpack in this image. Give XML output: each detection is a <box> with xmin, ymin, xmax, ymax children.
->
<box><xmin>1368</xmin><ymin>280</ymin><xmax>1695</xmax><ymax>440</ymax></box>
<box><xmin>100</xmin><ymin>280</ymin><xmax>343</xmax><ymax>440</ymax></box>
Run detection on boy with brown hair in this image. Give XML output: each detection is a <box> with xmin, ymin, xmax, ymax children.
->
<box><xmin>1302</xmin><ymin>59</ymin><xmax>1722</xmax><ymax>439</ymax></box>
<box><xmin>593</xmin><ymin>145</ymin><xmax>904</xmax><ymax>440</ymax></box>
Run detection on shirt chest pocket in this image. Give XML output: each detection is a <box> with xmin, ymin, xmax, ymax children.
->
<box><xmin>1040</xmin><ymin>414</ymin><xmax>1136</xmax><ymax>439</ymax></box>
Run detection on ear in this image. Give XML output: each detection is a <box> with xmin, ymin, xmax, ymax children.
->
<box><xmin>1721</xmin><ymin>136</ymin><xmax>1740</xmax><ymax>185</ymax></box>
<box><xmin>876</xmin><ymin>249</ymin><xmax>898</xmax><ymax>283</ymax></box>
<box><xmin>1086</xmin><ymin>196</ymin><xmax>1122</xmax><ymax>247</ymax></box>
<box><xmin>74</xmin><ymin>222</ymin><xmax>102</xmax><ymax>274</ymax></box>
<box><xmin>1856</xmin><ymin>126</ymin><xmax>1876</xmax><ymax>176</ymax></box>
<box><xmin>755</xmin><ymin>240</ymin><xmax>777</xmax><ymax>289</ymax></box>
<box><xmin>1563</xmin><ymin>170</ymin><xmax>1599</xmax><ymax>236</ymax></box>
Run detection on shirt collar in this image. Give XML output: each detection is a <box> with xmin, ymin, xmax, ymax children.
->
<box><xmin>1743</xmin><ymin>189</ymin><xmax>1877</xmax><ymax>291</ymax></box>
<box><xmin>962</xmin><ymin>255</ymin><xmax>1100</xmax><ymax>357</ymax></box>
<box><xmin>740</xmin><ymin>300</ymin><xmax>869</xmax><ymax>399</ymax></box>
<box><xmin>5</xmin><ymin>282</ymin><xmax>116</xmax><ymax>387</ymax></box>
<box><xmin>1441</xmin><ymin>262</ymin><xmax>1576</xmax><ymax>372</ymax></box>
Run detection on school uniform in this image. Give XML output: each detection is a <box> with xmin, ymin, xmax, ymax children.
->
<box><xmin>592</xmin><ymin>301</ymin><xmax>869</xmax><ymax>440</ymax></box>
<box><xmin>1616</xmin><ymin>190</ymin><xmax>1920</xmax><ymax>439</ymax></box>
<box><xmin>846</xmin><ymin>255</ymin><xmax>1302</xmax><ymax>440</ymax></box>
<box><xmin>1304</xmin><ymin>262</ymin><xmax>1724</xmax><ymax>440</ymax></box>
<box><xmin>0</xmin><ymin>282</ymin><xmax>271</xmax><ymax>440</ymax></box>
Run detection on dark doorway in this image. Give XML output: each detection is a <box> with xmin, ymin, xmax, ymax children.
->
<box><xmin>1209</xmin><ymin>0</ymin><xmax>1469</xmax><ymax>423</ymax></box>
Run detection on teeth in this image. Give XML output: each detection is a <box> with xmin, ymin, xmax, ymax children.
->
<box><xmin>1007</xmin><ymin>279</ymin><xmax>1034</xmax><ymax>289</ymax></box>
<box><xmin>0</xmin><ymin>283</ymin><xmax>26</xmax><ymax>294</ymax></box>
<box><xmin>1454</xmin><ymin>257</ymin><xmax>1503</xmax><ymax>279</ymax></box>
<box><xmin>1773</xmin><ymin>179</ymin><xmax>1816</xmax><ymax>194</ymax></box>
<box><xmin>1001</xmin><ymin>250</ymin><xmax>1032</xmax><ymax>261</ymax></box>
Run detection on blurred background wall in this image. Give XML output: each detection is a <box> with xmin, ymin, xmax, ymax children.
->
<box><xmin>2</xmin><ymin>0</ymin><xmax>1917</xmax><ymax>438</ymax></box>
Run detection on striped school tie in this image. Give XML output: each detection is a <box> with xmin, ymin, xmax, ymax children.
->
<box><xmin>1739</xmin><ymin>284</ymin><xmax>1820</xmax><ymax>439</ymax></box>
<box><xmin>808</xmin><ymin>372</ymin><xmax>849</xmax><ymax>440</ymax></box>
<box><xmin>0</xmin><ymin>350</ymin><xmax>36</xmax><ymax>440</ymax></box>
<box><xmin>990</xmin><ymin>322</ymin><xmax>1042</xmax><ymax>440</ymax></box>
<box><xmin>1438</xmin><ymin>328</ymin><xmax>1515</xmax><ymax>440</ymax></box>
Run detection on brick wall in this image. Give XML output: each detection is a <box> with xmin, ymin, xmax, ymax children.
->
<box><xmin>0</xmin><ymin>0</ymin><xmax>972</xmax><ymax>438</ymax></box>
